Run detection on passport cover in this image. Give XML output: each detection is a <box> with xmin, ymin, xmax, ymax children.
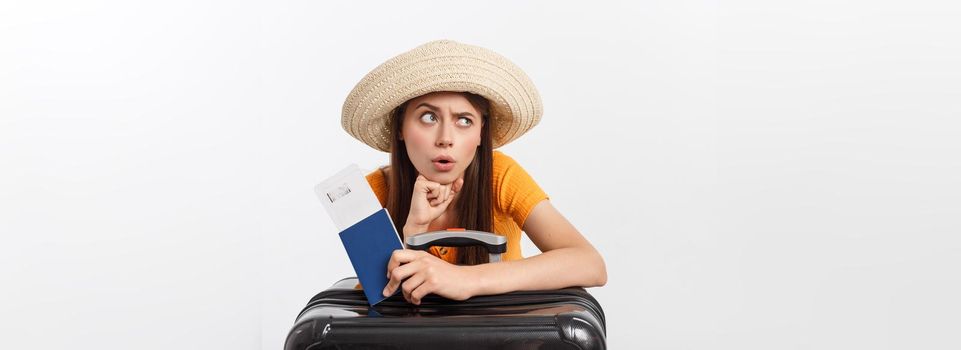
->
<box><xmin>338</xmin><ymin>208</ymin><xmax>403</xmax><ymax>305</ymax></box>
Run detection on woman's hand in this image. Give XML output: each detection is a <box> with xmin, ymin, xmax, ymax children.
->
<box><xmin>405</xmin><ymin>175</ymin><xmax>464</xmax><ymax>234</ymax></box>
<box><xmin>382</xmin><ymin>249</ymin><xmax>477</xmax><ymax>304</ymax></box>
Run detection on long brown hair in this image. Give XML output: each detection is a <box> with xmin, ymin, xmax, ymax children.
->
<box><xmin>384</xmin><ymin>92</ymin><xmax>494</xmax><ymax>265</ymax></box>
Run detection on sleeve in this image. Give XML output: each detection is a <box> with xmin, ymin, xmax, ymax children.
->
<box><xmin>493</xmin><ymin>152</ymin><xmax>550</xmax><ymax>229</ymax></box>
<box><xmin>364</xmin><ymin>167</ymin><xmax>389</xmax><ymax>208</ymax></box>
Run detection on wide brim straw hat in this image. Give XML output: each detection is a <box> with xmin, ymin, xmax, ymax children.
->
<box><xmin>341</xmin><ymin>40</ymin><xmax>543</xmax><ymax>152</ymax></box>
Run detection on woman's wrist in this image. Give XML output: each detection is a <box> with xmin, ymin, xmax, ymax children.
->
<box><xmin>403</xmin><ymin>223</ymin><xmax>429</xmax><ymax>237</ymax></box>
<box><xmin>462</xmin><ymin>264</ymin><xmax>489</xmax><ymax>299</ymax></box>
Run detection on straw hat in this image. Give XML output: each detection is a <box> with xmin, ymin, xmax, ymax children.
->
<box><xmin>341</xmin><ymin>40</ymin><xmax>543</xmax><ymax>152</ymax></box>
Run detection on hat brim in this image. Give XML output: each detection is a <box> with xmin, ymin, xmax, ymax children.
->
<box><xmin>342</xmin><ymin>40</ymin><xmax>542</xmax><ymax>152</ymax></box>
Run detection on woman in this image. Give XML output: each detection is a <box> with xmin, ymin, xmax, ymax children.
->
<box><xmin>341</xmin><ymin>40</ymin><xmax>606</xmax><ymax>305</ymax></box>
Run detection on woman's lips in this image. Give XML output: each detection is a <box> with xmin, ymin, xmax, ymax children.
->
<box><xmin>432</xmin><ymin>160</ymin><xmax>455</xmax><ymax>172</ymax></box>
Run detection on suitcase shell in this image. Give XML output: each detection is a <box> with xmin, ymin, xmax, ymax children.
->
<box><xmin>285</xmin><ymin>277</ymin><xmax>606</xmax><ymax>350</ymax></box>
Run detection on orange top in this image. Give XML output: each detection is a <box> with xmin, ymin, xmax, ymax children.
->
<box><xmin>365</xmin><ymin>151</ymin><xmax>549</xmax><ymax>262</ymax></box>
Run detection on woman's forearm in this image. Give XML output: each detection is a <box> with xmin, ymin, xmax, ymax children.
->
<box><xmin>467</xmin><ymin>245</ymin><xmax>607</xmax><ymax>297</ymax></box>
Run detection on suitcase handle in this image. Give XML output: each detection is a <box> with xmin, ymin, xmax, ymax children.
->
<box><xmin>405</xmin><ymin>229</ymin><xmax>507</xmax><ymax>262</ymax></box>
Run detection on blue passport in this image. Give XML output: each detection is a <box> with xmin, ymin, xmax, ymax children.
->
<box><xmin>338</xmin><ymin>208</ymin><xmax>403</xmax><ymax>305</ymax></box>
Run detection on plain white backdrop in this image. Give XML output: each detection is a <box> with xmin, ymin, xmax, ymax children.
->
<box><xmin>2</xmin><ymin>1</ymin><xmax>960</xmax><ymax>349</ymax></box>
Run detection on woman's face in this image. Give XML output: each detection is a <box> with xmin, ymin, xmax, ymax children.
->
<box><xmin>400</xmin><ymin>91</ymin><xmax>484</xmax><ymax>185</ymax></box>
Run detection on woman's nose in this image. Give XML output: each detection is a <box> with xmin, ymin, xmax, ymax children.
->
<box><xmin>435</xmin><ymin>123</ymin><xmax>453</xmax><ymax>147</ymax></box>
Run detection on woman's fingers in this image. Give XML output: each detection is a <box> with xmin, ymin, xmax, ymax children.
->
<box><xmin>424</xmin><ymin>182</ymin><xmax>439</xmax><ymax>198</ymax></box>
<box><xmin>384</xmin><ymin>250</ymin><xmax>426</xmax><ymax>296</ymax></box>
<box><xmin>424</xmin><ymin>181</ymin><xmax>442</xmax><ymax>205</ymax></box>
<box><xmin>452</xmin><ymin>177</ymin><xmax>464</xmax><ymax>193</ymax></box>
<box><xmin>414</xmin><ymin>174</ymin><xmax>461</xmax><ymax>208</ymax></box>
<box><xmin>401</xmin><ymin>273</ymin><xmax>426</xmax><ymax>303</ymax></box>
<box><xmin>410</xmin><ymin>280</ymin><xmax>434</xmax><ymax>305</ymax></box>
<box><xmin>427</xmin><ymin>182</ymin><xmax>454</xmax><ymax>207</ymax></box>
<box><xmin>386</xmin><ymin>249</ymin><xmax>420</xmax><ymax>273</ymax></box>
<box><xmin>383</xmin><ymin>252</ymin><xmax>465</xmax><ymax>305</ymax></box>
<box><xmin>429</xmin><ymin>187</ymin><xmax>441</xmax><ymax>206</ymax></box>
<box><xmin>383</xmin><ymin>259</ymin><xmax>421</xmax><ymax>297</ymax></box>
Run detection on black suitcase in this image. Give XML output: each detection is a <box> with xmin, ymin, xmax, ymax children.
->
<box><xmin>285</xmin><ymin>231</ymin><xmax>607</xmax><ymax>349</ymax></box>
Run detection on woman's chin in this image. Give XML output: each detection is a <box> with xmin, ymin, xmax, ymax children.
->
<box><xmin>419</xmin><ymin>170</ymin><xmax>460</xmax><ymax>185</ymax></box>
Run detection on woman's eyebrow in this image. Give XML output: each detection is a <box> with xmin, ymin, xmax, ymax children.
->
<box><xmin>413</xmin><ymin>102</ymin><xmax>439</xmax><ymax>111</ymax></box>
<box><xmin>414</xmin><ymin>102</ymin><xmax>476</xmax><ymax>118</ymax></box>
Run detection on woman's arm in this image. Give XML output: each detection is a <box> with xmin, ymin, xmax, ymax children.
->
<box><xmin>467</xmin><ymin>199</ymin><xmax>607</xmax><ymax>295</ymax></box>
<box><xmin>383</xmin><ymin>199</ymin><xmax>606</xmax><ymax>304</ymax></box>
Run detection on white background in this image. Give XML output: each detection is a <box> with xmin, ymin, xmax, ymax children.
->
<box><xmin>2</xmin><ymin>1</ymin><xmax>960</xmax><ymax>349</ymax></box>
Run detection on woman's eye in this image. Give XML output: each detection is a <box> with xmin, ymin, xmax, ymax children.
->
<box><xmin>419</xmin><ymin>112</ymin><xmax>437</xmax><ymax>123</ymax></box>
<box><xmin>457</xmin><ymin>117</ymin><xmax>473</xmax><ymax>126</ymax></box>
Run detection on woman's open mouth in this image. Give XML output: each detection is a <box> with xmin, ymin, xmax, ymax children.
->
<box><xmin>432</xmin><ymin>156</ymin><xmax>456</xmax><ymax>172</ymax></box>
<box><xmin>432</xmin><ymin>159</ymin><xmax>455</xmax><ymax>172</ymax></box>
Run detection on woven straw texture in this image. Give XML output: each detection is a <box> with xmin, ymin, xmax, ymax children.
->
<box><xmin>341</xmin><ymin>40</ymin><xmax>542</xmax><ymax>152</ymax></box>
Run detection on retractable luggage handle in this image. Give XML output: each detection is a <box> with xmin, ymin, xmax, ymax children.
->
<box><xmin>404</xmin><ymin>229</ymin><xmax>507</xmax><ymax>262</ymax></box>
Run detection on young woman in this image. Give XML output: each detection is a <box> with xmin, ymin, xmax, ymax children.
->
<box><xmin>341</xmin><ymin>40</ymin><xmax>606</xmax><ymax>305</ymax></box>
